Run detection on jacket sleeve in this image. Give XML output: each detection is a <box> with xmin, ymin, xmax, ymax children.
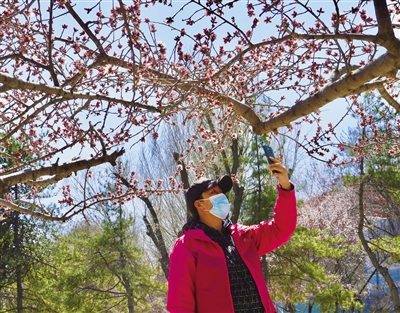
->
<box><xmin>249</xmin><ymin>183</ymin><xmax>297</xmax><ymax>255</ymax></box>
<box><xmin>166</xmin><ymin>237</ymin><xmax>196</xmax><ymax>313</ymax></box>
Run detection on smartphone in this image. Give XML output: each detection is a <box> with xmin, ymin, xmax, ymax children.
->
<box><xmin>262</xmin><ymin>144</ymin><xmax>278</xmax><ymax>174</ymax></box>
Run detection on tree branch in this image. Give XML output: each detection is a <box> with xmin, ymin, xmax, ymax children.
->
<box><xmin>374</xmin><ymin>0</ymin><xmax>396</xmax><ymax>42</ymax></box>
<box><xmin>377</xmin><ymin>85</ymin><xmax>400</xmax><ymax>113</ymax></box>
<box><xmin>0</xmin><ymin>198</ymin><xmax>64</xmax><ymax>221</ymax></box>
<box><xmin>252</xmin><ymin>52</ymin><xmax>400</xmax><ymax>134</ymax></box>
<box><xmin>0</xmin><ymin>149</ymin><xmax>125</xmax><ymax>196</ymax></box>
<box><xmin>0</xmin><ymin>73</ymin><xmax>162</xmax><ymax>113</ymax></box>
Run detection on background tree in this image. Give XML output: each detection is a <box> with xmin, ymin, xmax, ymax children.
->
<box><xmin>289</xmin><ymin>92</ymin><xmax>400</xmax><ymax>311</ymax></box>
<box><xmin>240</xmin><ymin>135</ymin><xmax>282</xmax><ymax>224</ymax></box>
<box><xmin>0</xmin><ymin>0</ymin><xmax>399</xmax><ymax>221</ymax></box>
<box><xmin>345</xmin><ymin>93</ymin><xmax>400</xmax><ymax>312</ymax></box>
<box><xmin>293</xmin><ymin>186</ymin><xmax>367</xmax><ymax>312</ymax></box>
<box><xmin>0</xmin><ymin>212</ymin><xmax>50</xmax><ymax>312</ymax></box>
<box><xmin>22</xmin><ymin>204</ymin><xmax>167</xmax><ymax>313</ymax></box>
<box><xmin>0</xmin><ymin>139</ymin><xmax>53</xmax><ymax>312</ymax></box>
<box><xmin>270</xmin><ymin>227</ymin><xmax>363</xmax><ymax>313</ymax></box>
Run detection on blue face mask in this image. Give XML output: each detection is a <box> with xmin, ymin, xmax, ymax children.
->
<box><xmin>201</xmin><ymin>193</ymin><xmax>231</xmax><ymax>219</ymax></box>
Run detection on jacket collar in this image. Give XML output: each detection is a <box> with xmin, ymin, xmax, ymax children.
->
<box><xmin>182</xmin><ymin>218</ymin><xmax>232</xmax><ymax>233</ymax></box>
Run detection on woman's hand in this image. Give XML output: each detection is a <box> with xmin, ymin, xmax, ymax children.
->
<box><xmin>268</xmin><ymin>157</ymin><xmax>291</xmax><ymax>190</ymax></box>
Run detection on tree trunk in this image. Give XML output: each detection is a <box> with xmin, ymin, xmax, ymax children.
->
<box><xmin>142</xmin><ymin>199</ymin><xmax>170</xmax><ymax>279</ymax></box>
<box><xmin>334</xmin><ymin>302</ymin><xmax>339</xmax><ymax>313</ymax></box>
<box><xmin>285</xmin><ymin>302</ymin><xmax>296</xmax><ymax>313</ymax></box>
<box><xmin>118</xmin><ymin>208</ymin><xmax>134</xmax><ymax>313</ymax></box>
<box><xmin>124</xmin><ymin>278</ymin><xmax>135</xmax><ymax>313</ymax></box>
<box><xmin>13</xmin><ymin>213</ymin><xmax>23</xmax><ymax>313</ymax></box>
<box><xmin>117</xmin><ymin>174</ymin><xmax>170</xmax><ymax>279</ymax></box>
<box><xmin>230</xmin><ymin>139</ymin><xmax>244</xmax><ymax>224</ymax></box>
<box><xmin>261</xmin><ymin>255</ymin><xmax>269</xmax><ymax>285</ymax></box>
<box><xmin>173</xmin><ymin>152</ymin><xmax>190</xmax><ymax>221</ymax></box>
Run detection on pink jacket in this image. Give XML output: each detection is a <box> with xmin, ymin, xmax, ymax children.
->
<box><xmin>167</xmin><ymin>185</ymin><xmax>297</xmax><ymax>313</ymax></box>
